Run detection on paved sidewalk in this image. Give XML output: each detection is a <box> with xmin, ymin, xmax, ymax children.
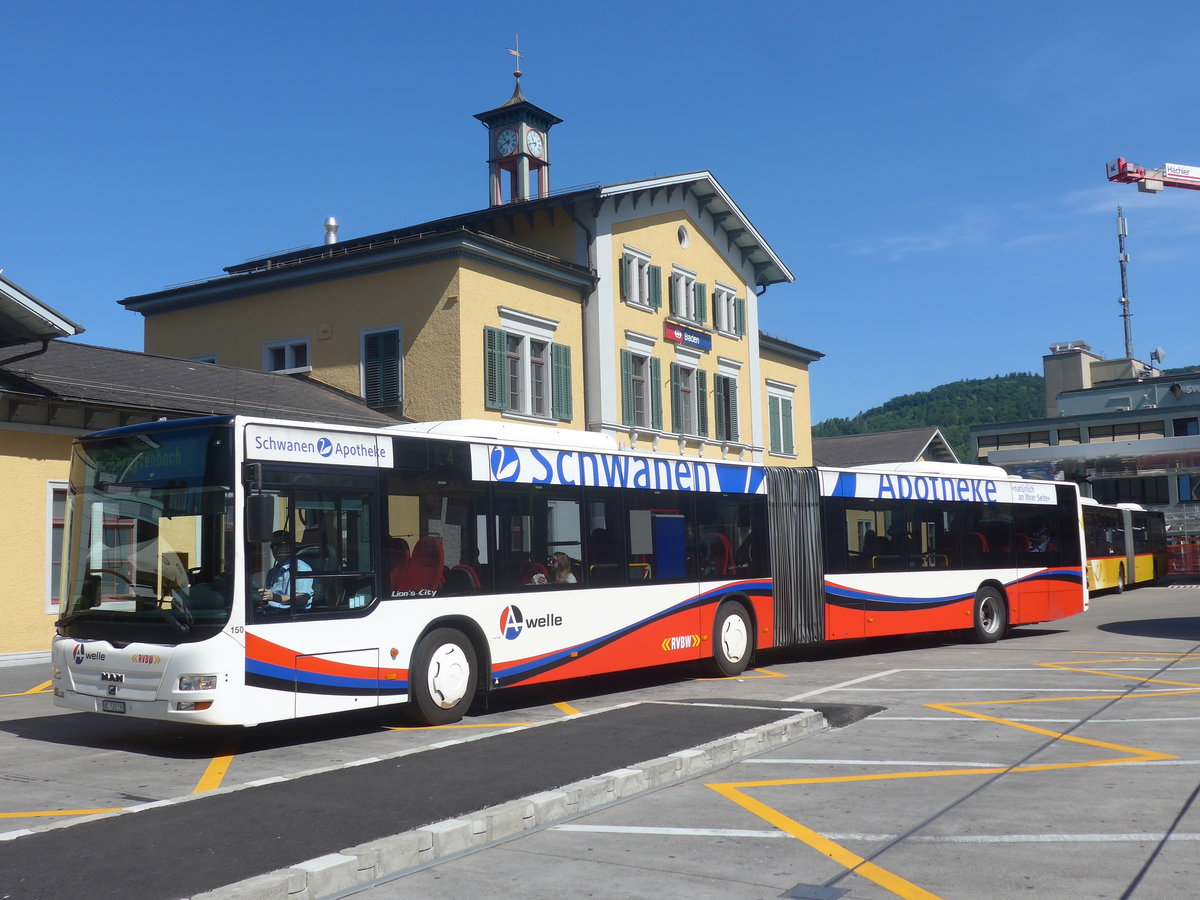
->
<box><xmin>1</xmin><ymin>699</ymin><xmax>824</xmax><ymax>900</ymax></box>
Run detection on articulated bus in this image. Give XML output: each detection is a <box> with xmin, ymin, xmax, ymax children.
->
<box><xmin>52</xmin><ymin>416</ymin><xmax>1087</xmax><ymax>726</ymax></box>
<box><xmin>1081</xmin><ymin>499</ymin><xmax>1168</xmax><ymax>592</ymax></box>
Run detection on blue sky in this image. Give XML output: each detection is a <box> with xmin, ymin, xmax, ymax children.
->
<box><xmin>5</xmin><ymin>1</ymin><xmax>1199</xmax><ymax>423</ymax></box>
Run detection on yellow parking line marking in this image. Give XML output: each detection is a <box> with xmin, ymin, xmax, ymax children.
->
<box><xmin>709</xmin><ymin>782</ymin><xmax>944</xmax><ymax>899</ymax></box>
<box><xmin>707</xmin><ymin>651</ymin><xmax>1187</xmax><ymax>898</ymax></box>
<box><xmin>193</xmin><ymin>738</ymin><xmax>240</xmax><ymax>794</ymax></box>
<box><xmin>0</xmin><ymin>808</ymin><xmax>122</xmax><ymax>819</ymax></box>
<box><xmin>697</xmin><ymin>667</ymin><xmax>786</xmax><ymax>682</ymax></box>
<box><xmin>555</xmin><ymin>702</ymin><xmax>581</xmax><ymax>716</ymax></box>
<box><xmin>0</xmin><ymin>684</ymin><xmax>54</xmax><ymax>699</ymax></box>
<box><xmin>387</xmin><ymin>721</ymin><xmax>535</xmax><ymax>731</ymax></box>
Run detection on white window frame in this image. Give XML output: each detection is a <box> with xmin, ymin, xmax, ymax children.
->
<box><xmin>670</xmin><ymin>266</ymin><xmax>698</xmax><ymax>323</ymax></box>
<box><xmin>767</xmin><ymin>380</ymin><xmax>797</xmax><ymax>457</ymax></box>
<box><xmin>264</xmin><ymin>337</ymin><xmax>311</xmax><ymax>374</ymax></box>
<box><xmin>624</xmin><ymin>331</ymin><xmax>660</xmax><ymax>432</ymax></box>
<box><xmin>46</xmin><ymin>481</ymin><xmax>68</xmax><ymax>614</ymax></box>
<box><xmin>713</xmin><ymin>283</ymin><xmax>738</xmax><ymax>335</ymax></box>
<box><xmin>673</xmin><ymin>345</ymin><xmax>703</xmax><ymax>437</ymax></box>
<box><xmin>715</xmin><ymin>357</ymin><xmax>743</xmax><ymax>444</ymax></box>
<box><xmin>498</xmin><ymin>307</ymin><xmax>559</xmax><ymax>421</ymax></box>
<box><xmin>622</xmin><ymin>246</ymin><xmax>653</xmax><ymax>309</ymax></box>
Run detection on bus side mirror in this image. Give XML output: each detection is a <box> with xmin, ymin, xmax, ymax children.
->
<box><xmin>246</xmin><ymin>495</ymin><xmax>276</xmax><ymax>542</ymax></box>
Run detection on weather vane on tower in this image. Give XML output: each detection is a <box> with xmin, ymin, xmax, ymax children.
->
<box><xmin>505</xmin><ymin>35</ymin><xmax>524</xmax><ymax>80</ymax></box>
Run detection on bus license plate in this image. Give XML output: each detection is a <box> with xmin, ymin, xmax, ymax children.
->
<box><xmin>102</xmin><ymin>699</ymin><xmax>126</xmax><ymax>714</ymax></box>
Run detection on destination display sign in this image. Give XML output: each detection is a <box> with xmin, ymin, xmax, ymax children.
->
<box><xmin>245</xmin><ymin>424</ymin><xmax>393</xmax><ymax>468</ymax></box>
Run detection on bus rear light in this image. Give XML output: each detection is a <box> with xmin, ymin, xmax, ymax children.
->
<box><xmin>175</xmin><ymin>700</ymin><xmax>214</xmax><ymax>711</ymax></box>
<box><xmin>179</xmin><ymin>674</ymin><xmax>218</xmax><ymax>691</ymax></box>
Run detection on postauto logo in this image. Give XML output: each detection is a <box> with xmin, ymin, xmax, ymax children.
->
<box><xmin>499</xmin><ymin>605</ymin><xmax>563</xmax><ymax>640</ymax></box>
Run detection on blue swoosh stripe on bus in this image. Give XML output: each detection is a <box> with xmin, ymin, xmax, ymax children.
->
<box><xmin>492</xmin><ymin>580</ymin><xmax>774</xmax><ymax>683</ymax></box>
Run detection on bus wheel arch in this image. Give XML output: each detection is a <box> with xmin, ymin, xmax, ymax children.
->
<box><xmin>407</xmin><ymin>618</ymin><xmax>488</xmax><ymax>726</ymax></box>
<box><xmin>972</xmin><ymin>582</ymin><xmax>1008</xmax><ymax>643</ymax></box>
<box><xmin>1116</xmin><ymin>566</ymin><xmax>1125</xmax><ymax>593</ymax></box>
<box><xmin>704</xmin><ymin>597</ymin><xmax>755</xmax><ymax>677</ymax></box>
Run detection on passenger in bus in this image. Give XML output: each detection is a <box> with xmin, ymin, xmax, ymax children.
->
<box><xmin>542</xmin><ymin>552</ymin><xmax>577</xmax><ymax>585</ymax></box>
<box><xmin>259</xmin><ymin>531</ymin><xmax>313</xmax><ymax>611</ymax></box>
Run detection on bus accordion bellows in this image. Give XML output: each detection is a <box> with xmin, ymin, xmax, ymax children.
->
<box><xmin>51</xmin><ymin>415</ymin><xmax>1088</xmax><ymax>726</ymax></box>
<box><xmin>1080</xmin><ymin>498</ymin><xmax>1167</xmax><ymax>593</ymax></box>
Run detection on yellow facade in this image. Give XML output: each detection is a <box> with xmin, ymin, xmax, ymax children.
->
<box><xmin>0</xmin><ymin>429</ymin><xmax>73</xmax><ymax>655</ymax></box>
<box><xmin>760</xmin><ymin>348</ymin><xmax>814</xmax><ymax>465</ymax></box>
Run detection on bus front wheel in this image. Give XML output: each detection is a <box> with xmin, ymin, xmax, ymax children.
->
<box><xmin>705</xmin><ymin>602</ymin><xmax>753</xmax><ymax>677</ymax></box>
<box><xmin>408</xmin><ymin>628</ymin><xmax>477</xmax><ymax>726</ymax></box>
<box><xmin>972</xmin><ymin>587</ymin><xmax>1007</xmax><ymax>643</ymax></box>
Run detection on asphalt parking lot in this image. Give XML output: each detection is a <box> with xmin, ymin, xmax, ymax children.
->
<box><xmin>2</xmin><ymin>582</ymin><xmax>1199</xmax><ymax>900</ymax></box>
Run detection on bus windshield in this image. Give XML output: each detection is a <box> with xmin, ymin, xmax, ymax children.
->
<box><xmin>57</xmin><ymin>420</ymin><xmax>235</xmax><ymax>644</ymax></box>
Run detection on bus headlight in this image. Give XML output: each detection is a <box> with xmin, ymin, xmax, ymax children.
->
<box><xmin>179</xmin><ymin>674</ymin><xmax>218</xmax><ymax>691</ymax></box>
<box><xmin>175</xmin><ymin>701</ymin><xmax>214</xmax><ymax>711</ymax></box>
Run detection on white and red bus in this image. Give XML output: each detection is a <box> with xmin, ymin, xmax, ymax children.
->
<box><xmin>52</xmin><ymin>416</ymin><xmax>1086</xmax><ymax>726</ymax></box>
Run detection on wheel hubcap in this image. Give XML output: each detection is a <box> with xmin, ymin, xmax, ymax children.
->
<box><xmin>426</xmin><ymin>644</ymin><xmax>470</xmax><ymax>708</ymax></box>
<box><xmin>981</xmin><ymin>599</ymin><xmax>998</xmax><ymax>632</ymax></box>
<box><xmin>720</xmin><ymin>615</ymin><xmax>748</xmax><ymax>663</ymax></box>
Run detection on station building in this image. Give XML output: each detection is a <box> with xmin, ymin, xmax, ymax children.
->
<box><xmin>122</xmin><ymin>77</ymin><xmax>820</xmax><ymax>467</ymax></box>
<box><xmin>969</xmin><ymin>341</ymin><xmax>1200</xmax><ymax>543</ymax></box>
<box><xmin>2</xmin><ymin>77</ymin><xmax>820</xmax><ymax>655</ymax></box>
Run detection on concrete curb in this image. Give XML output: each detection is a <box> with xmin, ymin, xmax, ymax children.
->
<box><xmin>191</xmin><ymin>708</ymin><xmax>826</xmax><ymax>900</ymax></box>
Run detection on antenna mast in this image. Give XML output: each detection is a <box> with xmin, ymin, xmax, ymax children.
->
<box><xmin>1116</xmin><ymin>205</ymin><xmax>1134</xmax><ymax>359</ymax></box>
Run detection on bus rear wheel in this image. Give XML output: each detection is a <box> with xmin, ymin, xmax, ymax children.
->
<box><xmin>408</xmin><ymin>628</ymin><xmax>477</xmax><ymax>726</ymax></box>
<box><xmin>972</xmin><ymin>587</ymin><xmax>1007</xmax><ymax>643</ymax></box>
<box><xmin>1116</xmin><ymin>567</ymin><xmax>1126</xmax><ymax>593</ymax></box>
<box><xmin>705</xmin><ymin>602</ymin><xmax>753</xmax><ymax>677</ymax></box>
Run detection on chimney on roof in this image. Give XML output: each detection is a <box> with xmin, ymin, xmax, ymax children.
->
<box><xmin>324</xmin><ymin>217</ymin><xmax>339</xmax><ymax>245</ymax></box>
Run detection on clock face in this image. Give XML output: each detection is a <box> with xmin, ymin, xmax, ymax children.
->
<box><xmin>496</xmin><ymin>128</ymin><xmax>518</xmax><ymax>156</ymax></box>
<box><xmin>525</xmin><ymin>130</ymin><xmax>544</xmax><ymax>158</ymax></box>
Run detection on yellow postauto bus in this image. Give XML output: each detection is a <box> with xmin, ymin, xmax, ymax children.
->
<box><xmin>1082</xmin><ymin>499</ymin><xmax>1167</xmax><ymax>592</ymax></box>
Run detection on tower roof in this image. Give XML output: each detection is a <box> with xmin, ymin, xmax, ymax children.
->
<box><xmin>473</xmin><ymin>75</ymin><xmax>562</xmax><ymax>129</ymax></box>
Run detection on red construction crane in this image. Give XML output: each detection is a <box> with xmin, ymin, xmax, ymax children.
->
<box><xmin>1107</xmin><ymin>158</ymin><xmax>1200</xmax><ymax>192</ymax></box>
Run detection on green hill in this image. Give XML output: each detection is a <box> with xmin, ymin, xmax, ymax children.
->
<box><xmin>812</xmin><ymin>373</ymin><xmax>1046</xmax><ymax>461</ymax></box>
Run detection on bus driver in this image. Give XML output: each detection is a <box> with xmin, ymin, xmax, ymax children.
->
<box><xmin>259</xmin><ymin>530</ymin><xmax>313</xmax><ymax>611</ymax></box>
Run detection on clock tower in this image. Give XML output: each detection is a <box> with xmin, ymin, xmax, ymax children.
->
<box><xmin>474</xmin><ymin>66</ymin><xmax>562</xmax><ymax>206</ymax></box>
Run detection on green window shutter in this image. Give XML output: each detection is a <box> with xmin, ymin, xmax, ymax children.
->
<box><xmin>669</xmin><ymin>362</ymin><xmax>682</xmax><ymax>433</ymax></box>
<box><xmin>364</xmin><ymin>329</ymin><xmax>401</xmax><ymax>407</ymax></box>
<box><xmin>650</xmin><ymin>357</ymin><xmax>663</xmax><ymax>431</ymax></box>
<box><xmin>728</xmin><ymin>377</ymin><xmax>739</xmax><ymax>443</ymax></box>
<box><xmin>668</xmin><ymin>272</ymin><xmax>679</xmax><ymax>316</ymax></box>
<box><xmin>694</xmin><ymin>282</ymin><xmax>707</xmax><ymax>323</ymax></box>
<box><xmin>696</xmin><ymin>369</ymin><xmax>709</xmax><ymax>438</ymax></box>
<box><xmin>734</xmin><ymin>297</ymin><xmax>746</xmax><ymax>336</ymax></box>
<box><xmin>484</xmin><ymin>327</ymin><xmax>507</xmax><ymax>410</ymax></box>
<box><xmin>649</xmin><ymin>265</ymin><xmax>662</xmax><ymax>308</ymax></box>
<box><xmin>713</xmin><ymin>375</ymin><xmax>727</xmax><ymax>442</ymax></box>
<box><xmin>782</xmin><ymin>397</ymin><xmax>794</xmax><ymax>455</ymax></box>
<box><xmin>620</xmin><ymin>349</ymin><xmax>634</xmax><ymax>427</ymax></box>
<box><xmin>769</xmin><ymin>395</ymin><xmax>781</xmax><ymax>453</ymax></box>
<box><xmin>618</xmin><ymin>256</ymin><xmax>629</xmax><ymax>301</ymax></box>
<box><xmin>551</xmin><ymin>343</ymin><xmax>572</xmax><ymax>421</ymax></box>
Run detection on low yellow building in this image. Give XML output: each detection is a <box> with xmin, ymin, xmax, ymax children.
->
<box><xmin>123</xmin><ymin>79</ymin><xmax>821</xmax><ymax>466</ymax></box>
